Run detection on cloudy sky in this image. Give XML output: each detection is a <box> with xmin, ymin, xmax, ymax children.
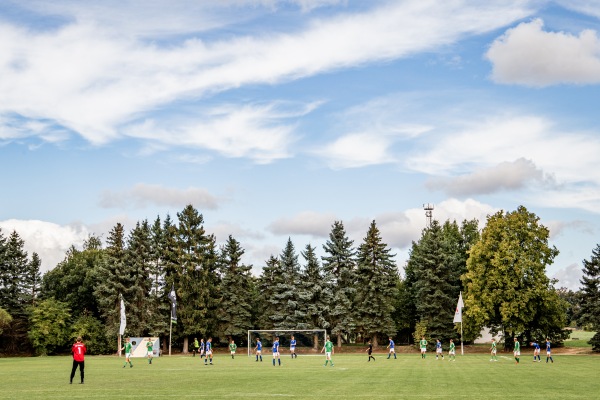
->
<box><xmin>1</xmin><ymin>0</ymin><xmax>599</xmax><ymax>290</ymax></box>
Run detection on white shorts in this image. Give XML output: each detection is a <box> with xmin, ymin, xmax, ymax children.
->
<box><xmin>491</xmin><ymin>349</ymin><xmax>496</xmax><ymax>355</ymax></box>
<box><xmin>273</xmin><ymin>352</ymin><xmax>280</xmax><ymax>357</ymax></box>
<box><xmin>125</xmin><ymin>353</ymin><xmax>131</xmax><ymax>359</ymax></box>
<box><xmin>436</xmin><ymin>348</ymin><xmax>442</xmax><ymax>354</ymax></box>
<box><xmin>514</xmin><ymin>351</ymin><xmax>520</xmax><ymax>356</ymax></box>
<box><xmin>389</xmin><ymin>348</ymin><xmax>395</xmax><ymax>353</ymax></box>
<box><xmin>201</xmin><ymin>350</ymin><xmax>205</xmax><ymax>355</ymax></box>
<box><xmin>290</xmin><ymin>347</ymin><xmax>295</xmax><ymax>352</ymax></box>
<box><xmin>147</xmin><ymin>351</ymin><xmax>153</xmax><ymax>356</ymax></box>
<box><xmin>449</xmin><ymin>350</ymin><xmax>455</xmax><ymax>355</ymax></box>
<box><xmin>206</xmin><ymin>350</ymin><xmax>213</xmax><ymax>356</ymax></box>
<box><xmin>230</xmin><ymin>351</ymin><xmax>235</xmax><ymax>354</ymax></box>
<box><xmin>421</xmin><ymin>348</ymin><xmax>426</xmax><ymax>353</ymax></box>
<box><xmin>325</xmin><ymin>352</ymin><xmax>332</xmax><ymax>359</ymax></box>
<box><xmin>256</xmin><ymin>350</ymin><xmax>262</xmax><ymax>355</ymax></box>
<box><xmin>546</xmin><ymin>350</ymin><xmax>551</xmax><ymax>355</ymax></box>
<box><xmin>534</xmin><ymin>349</ymin><xmax>540</xmax><ymax>355</ymax></box>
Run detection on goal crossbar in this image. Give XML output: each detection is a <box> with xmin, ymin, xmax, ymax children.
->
<box><xmin>247</xmin><ymin>329</ymin><xmax>327</xmax><ymax>357</ymax></box>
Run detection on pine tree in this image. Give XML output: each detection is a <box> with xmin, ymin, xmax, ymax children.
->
<box><xmin>146</xmin><ymin>216</ymin><xmax>170</xmax><ymax>337</ymax></box>
<box><xmin>354</xmin><ymin>220</ymin><xmax>398</xmax><ymax>346</ymax></box>
<box><xmin>322</xmin><ymin>221</ymin><xmax>356</xmax><ymax>347</ymax></box>
<box><xmin>270</xmin><ymin>238</ymin><xmax>306</xmax><ymax>330</ymax></box>
<box><xmin>580</xmin><ymin>244</ymin><xmax>600</xmax><ymax>351</ymax></box>
<box><xmin>257</xmin><ymin>256</ymin><xmax>279</xmax><ymax>330</ymax></box>
<box><xmin>23</xmin><ymin>252</ymin><xmax>42</xmax><ymax>307</ymax></box>
<box><xmin>95</xmin><ymin>223</ymin><xmax>130</xmax><ymax>345</ymax></box>
<box><xmin>301</xmin><ymin>244</ymin><xmax>331</xmax><ymax>348</ymax></box>
<box><xmin>125</xmin><ymin>220</ymin><xmax>153</xmax><ymax>335</ymax></box>
<box><xmin>0</xmin><ymin>230</ymin><xmax>29</xmax><ymax>318</ymax></box>
<box><xmin>218</xmin><ymin>235</ymin><xmax>254</xmax><ymax>339</ymax></box>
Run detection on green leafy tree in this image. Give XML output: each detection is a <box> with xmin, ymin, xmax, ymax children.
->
<box><xmin>322</xmin><ymin>221</ymin><xmax>356</xmax><ymax>347</ymax></box>
<box><xmin>218</xmin><ymin>235</ymin><xmax>254</xmax><ymax>340</ymax></box>
<box><xmin>579</xmin><ymin>244</ymin><xmax>600</xmax><ymax>351</ymax></box>
<box><xmin>462</xmin><ymin>206</ymin><xmax>565</xmax><ymax>349</ymax></box>
<box><xmin>354</xmin><ymin>220</ymin><xmax>398</xmax><ymax>346</ymax></box>
<box><xmin>0</xmin><ymin>307</ymin><xmax>12</xmax><ymax>336</ymax></box>
<box><xmin>28</xmin><ymin>298</ymin><xmax>72</xmax><ymax>355</ymax></box>
<box><xmin>72</xmin><ymin>313</ymin><xmax>111</xmax><ymax>355</ymax></box>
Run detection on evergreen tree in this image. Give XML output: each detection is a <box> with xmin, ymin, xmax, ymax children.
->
<box><xmin>94</xmin><ymin>223</ymin><xmax>130</xmax><ymax>346</ymax></box>
<box><xmin>580</xmin><ymin>244</ymin><xmax>600</xmax><ymax>351</ymax></box>
<box><xmin>147</xmin><ymin>216</ymin><xmax>170</xmax><ymax>337</ymax></box>
<box><xmin>257</xmin><ymin>256</ymin><xmax>279</xmax><ymax>330</ymax></box>
<box><xmin>301</xmin><ymin>244</ymin><xmax>330</xmax><ymax>330</ymax></box>
<box><xmin>322</xmin><ymin>221</ymin><xmax>356</xmax><ymax>347</ymax></box>
<box><xmin>0</xmin><ymin>230</ymin><xmax>29</xmax><ymax>317</ymax></box>
<box><xmin>270</xmin><ymin>238</ymin><xmax>306</xmax><ymax>330</ymax></box>
<box><xmin>354</xmin><ymin>220</ymin><xmax>398</xmax><ymax>346</ymax></box>
<box><xmin>218</xmin><ymin>235</ymin><xmax>254</xmax><ymax>339</ymax></box>
<box><xmin>24</xmin><ymin>252</ymin><xmax>42</xmax><ymax>307</ymax></box>
<box><xmin>125</xmin><ymin>220</ymin><xmax>153</xmax><ymax>335</ymax></box>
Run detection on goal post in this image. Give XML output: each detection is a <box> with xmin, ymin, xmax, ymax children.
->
<box><xmin>247</xmin><ymin>329</ymin><xmax>328</xmax><ymax>357</ymax></box>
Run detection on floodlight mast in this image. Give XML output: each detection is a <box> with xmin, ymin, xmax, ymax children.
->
<box><xmin>246</xmin><ymin>329</ymin><xmax>328</xmax><ymax>357</ymax></box>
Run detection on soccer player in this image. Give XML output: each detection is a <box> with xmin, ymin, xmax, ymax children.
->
<box><xmin>321</xmin><ymin>336</ymin><xmax>334</xmax><ymax>367</ymax></box>
<box><xmin>146</xmin><ymin>338</ymin><xmax>154</xmax><ymax>364</ymax></box>
<box><xmin>419</xmin><ymin>336</ymin><xmax>427</xmax><ymax>359</ymax></box>
<box><xmin>386</xmin><ymin>337</ymin><xmax>396</xmax><ymax>359</ymax></box>
<box><xmin>531</xmin><ymin>340</ymin><xmax>541</xmax><ymax>362</ymax></box>
<box><xmin>545</xmin><ymin>338</ymin><xmax>554</xmax><ymax>363</ymax></box>
<box><xmin>204</xmin><ymin>338</ymin><xmax>213</xmax><ymax>365</ymax></box>
<box><xmin>122</xmin><ymin>337</ymin><xmax>133</xmax><ymax>368</ymax></box>
<box><xmin>229</xmin><ymin>339</ymin><xmax>237</xmax><ymax>359</ymax></box>
<box><xmin>200</xmin><ymin>338</ymin><xmax>206</xmax><ymax>359</ymax></box>
<box><xmin>192</xmin><ymin>337</ymin><xmax>200</xmax><ymax>357</ymax></box>
<box><xmin>448</xmin><ymin>339</ymin><xmax>456</xmax><ymax>361</ymax></box>
<box><xmin>70</xmin><ymin>337</ymin><xmax>86</xmax><ymax>384</ymax></box>
<box><xmin>514</xmin><ymin>337</ymin><xmax>520</xmax><ymax>365</ymax></box>
<box><xmin>490</xmin><ymin>338</ymin><xmax>498</xmax><ymax>361</ymax></box>
<box><xmin>435</xmin><ymin>339</ymin><xmax>444</xmax><ymax>360</ymax></box>
<box><xmin>366</xmin><ymin>340</ymin><xmax>375</xmax><ymax>362</ymax></box>
<box><xmin>255</xmin><ymin>338</ymin><xmax>263</xmax><ymax>362</ymax></box>
<box><xmin>272</xmin><ymin>336</ymin><xmax>281</xmax><ymax>366</ymax></box>
<box><xmin>290</xmin><ymin>335</ymin><xmax>297</xmax><ymax>358</ymax></box>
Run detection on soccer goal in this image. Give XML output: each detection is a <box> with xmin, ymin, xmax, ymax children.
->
<box><xmin>247</xmin><ymin>329</ymin><xmax>328</xmax><ymax>357</ymax></box>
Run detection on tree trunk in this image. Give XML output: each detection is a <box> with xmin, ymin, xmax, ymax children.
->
<box><xmin>372</xmin><ymin>335</ymin><xmax>378</xmax><ymax>347</ymax></box>
<box><xmin>313</xmin><ymin>333</ymin><xmax>319</xmax><ymax>350</ymax></box>
<box><xmin>337</xmin><ymin>333</ymin><xmax>342</xmax><ymax>348</ymax></box>
<box><xmin>183</xmin><ymin>337</ymin><xmax>189</xmax><ymax>354</ymax></box>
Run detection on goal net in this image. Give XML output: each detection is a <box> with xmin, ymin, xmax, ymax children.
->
<box><xmin>247</xmin><ymin>329</ymin><xmax>328</xmax><ymax>357</ymax></box>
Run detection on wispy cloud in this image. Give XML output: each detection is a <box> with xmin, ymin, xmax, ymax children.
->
<box><xmin>99</xmin><ymin>183</ymin><xmax>221</xmax><ymax>210</ymax></box>
<box><xmin>486</xmin><ymin>19</ymin><xmax>600</xmax><ymax>86</ymax></box>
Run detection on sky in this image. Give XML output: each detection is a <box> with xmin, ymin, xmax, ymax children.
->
<box><xmin>1</xmin><ymin>0</ymin><xmax>600</xmax><ymax>290</ymax></box>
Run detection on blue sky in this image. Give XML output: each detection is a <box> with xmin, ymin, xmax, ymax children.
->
<box><xmin>1</xmin><ymin>0</ymin><xmax>600</xmax><ymax>290</ymax></box>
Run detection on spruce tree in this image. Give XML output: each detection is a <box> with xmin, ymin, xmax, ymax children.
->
<box><xmin>270</xmin><ymin>238</ymin><xmax>306</xmax><ymax>330</ymax></box>
<box><xmin>23</xmin><ymin>252</ymin><xmax>42</xmax><ymax>307</ymax></box>
<box><xmin>147</xmin><ymin>216</ymin><xmax>170</xmax><ymax>337</ymax></box>
<box><xmin>580</xmin><ymin>244</ymin><xmax>600</xmax><ymax>351</ymax></box>
<box><xmin>354</xmin><ymin>220</ymin><xmax>398</xmax><ymax>346</ymax></box>
<box><xmin>125</xmin><ymin>220</ymin><xmax>153</xmax><ymax>335</ymax></box>
<box><xmin>301</xmin><ymin>244</ymin><xmax>331</xmax><ymax>348</ymax></box>
<box><xmin>0</xmin><ymin>230</ymin><xmax>28</xmax><ymax>318</ymax></box>
<box><xmin>218</xmin><ymin>235</ymin><xmax>253</xmax><ymax>339</ymax></box>
<box><xmin>257</xmin><ymin>256</ymin><xmax>279</xmax><ymax>330</ymax></box>
<box><xmin>322</xmin><ymin>221</ymin><xmax>356</xmax><ymax>347</ymax></box>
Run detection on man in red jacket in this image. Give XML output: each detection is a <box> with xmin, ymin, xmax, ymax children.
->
<box><xmin>70</xmin><ymin>337</ymin><xmax>86</xmax><ymax>384</ymax></box>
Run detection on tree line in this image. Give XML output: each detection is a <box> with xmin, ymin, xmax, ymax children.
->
<box><xmin>1</xmin><ymin>204</ymin><xmax>599</xmax><ymax>355</ymax></box>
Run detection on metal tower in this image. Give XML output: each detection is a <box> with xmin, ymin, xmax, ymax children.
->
<box><xmin>423</xmin><ymin>203</ymin><xmax>434</xmax><ymax>228</ymax></box>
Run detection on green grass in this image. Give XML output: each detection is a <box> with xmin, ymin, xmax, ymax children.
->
<box><xmin>565</xmin><ymin>330</ymin><xmax>596</xmax><ymax>348</ymax></box>
<box><xmin>1</xmin><ymin>352</ymin><xmax>599</xmax><ymax>399</ymax></box>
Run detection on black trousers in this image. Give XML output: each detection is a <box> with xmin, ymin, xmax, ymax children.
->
<box><xmin>70</xmin><ymin>360</ymin><xmax>85</xmax><ymax>383</ymax></box>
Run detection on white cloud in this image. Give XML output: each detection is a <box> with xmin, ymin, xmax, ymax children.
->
<box><xmin>0</xmin><ymin>0</ymin><xmax>534</xmax><ymax>155</ymax></box>
<box><xmin>209</xmin><ymin>222</ymin><xmax>265</xmax><ymax>242</ymax></box>
<box><xmin>545</xmin><ymin>219</ymin><xmax>594</xmax><ymax>240</ymax></box>
<box><xmin>0</xmin><ymin>219</ymin><xmax>89</xmax><ymax>272</ymax></box>
<box><xmin>555</xmin><ymin>0</ymin><xmax>600</xmax><ymax>20</ymax></box>
<box><xmin>486</xmin><ymin>19</ymin><xmax>600</xmax><ymax>86</ymax></box>
<box><xmin>99</xmin><ymin>184</ymin><xmax>221</xmax><ymax>210</ymax></box>
<box><xmin>427</xmin><ymin>158</ymin><xmax>551</xmax><ymax>197</ymax></box>
<box><xmin>552</xmin><ymin>263</ymin><xmax>583</xmax><ymax>291</ymax></box>
<box><xmin>268</xmin><ymin>211</ymin><xmax>337</xmax><ymax>236</ymax></box>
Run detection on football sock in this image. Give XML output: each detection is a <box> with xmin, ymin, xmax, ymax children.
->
<box><xmin>273</xmin><ymin>359</ymin><xmax>275</xmax><ymax>366</ymax></box>
<box><xmin>278</xmin><ymin>359</ymin><xmax>281</xmax><ymax>366</ymax></box>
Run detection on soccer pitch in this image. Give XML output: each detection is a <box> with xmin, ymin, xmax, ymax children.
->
<box><xmin>0</xmin><ymin>353</ymin><xmax>598</xmax><ymax>399</ymax></box>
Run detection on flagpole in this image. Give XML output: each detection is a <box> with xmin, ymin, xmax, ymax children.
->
<box><xmin>118</xmin><ymin>334</ymin><xmax>121</xmax><ymax>356</ymax></box>
<box><xmin>169</xmin><ymin>318</ymin><xmax>172</xmax><ymax>356</ymax></box>
<box><xmin>461</xmin><ymin>322</ymin><xmax>463</xmax><ymax>355</ymax></box>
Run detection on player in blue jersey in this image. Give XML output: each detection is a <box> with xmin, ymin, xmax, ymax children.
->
<box><xmin>545</xmin><ymin>338</ymin><xmax>554</xmax><ymax>363</ymax></box>
<box><xmin>200</xmin><ymin>338</ymin><xmax>206</xmax><ymax>359</ymax></box>
<box><xmin>290</xmin><ymin>335</ymin><xmax>297</xmax><ymax>358</ymax></box>
<box><xmin>255</xmin><ymin>338</ymin><xmax>263</xmax><ymax>362</ymax></box>
<box><xmin>272</xmin><ymin>336</ymin><xmax>281</xmax><ymax>366</ymax></box>
<box><xmin>435</xmin><ymin>339</ymin><xmax>444</xmax><ymax>360</ymax></box>
<box><xmin>386</xmin><ymin>337</ymin><xmax>396</xmax><ymax>359</ymax></box>
<box><xmin>531</xmin><ymin>340</ymin><xmax>541</xmax><ymax>362</ymax></box>
<box><xmin>204</xmin><ymin>338</ymin><xmax>213</xmax><ymax>365</ymax></box>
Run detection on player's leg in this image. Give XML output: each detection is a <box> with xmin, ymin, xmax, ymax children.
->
<box><xmin>79</xmin><ymin>361</ymin><xmax>85</xmax><ymax>383</ymax></box>
<box><xmin>70</xmin><ymin>360</ymin><xmax>78</xmax><ymax>383</ymax></box>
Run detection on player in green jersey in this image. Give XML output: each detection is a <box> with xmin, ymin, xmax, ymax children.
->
<box><xmin>490</xmin><ymin>338</ymin><xmax>498</xmax><ymax>361</ymax></box>
<box><xmin>419</xmin><ymin>337</ymin><xmax>427</xmax><ymax>359</ymax></box>
<box><xmin>321</xmin><ymin>336</ymin><xmax>334</xmax><ymax>367</ymax></box>
<box><xmin>146</xmin><ymin>338</ymin><xmax>154</xmax><ymax>364</ymax></box>
<box><xmin>121</xmin><ymin>337</ymin><xmax>133</xmax><ymax>368</ymax></box>
<box><xmin>229</xmin><ymin>340</ymin><xmax>237</xmax><ymax>359</ymax></box>
<box><xmin>448</xmin><ymin>339</ymin><xmax>456</xmax><ymax>361</ymax></box>
<box><xmin>192</xmin><ymin>338</ymin><xmax>200</xmax><ymax>357</ymax></box>
<box><xmin>513</xmin><ymin>337</ymin><xmax>520</xmax><ymax>365</ymax></box>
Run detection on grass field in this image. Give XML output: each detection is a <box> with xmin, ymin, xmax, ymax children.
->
<box><xmin>1</xmin><ymin>352</ymin><xmax>599</xmax><ymax>399</ymax></box>
<box><xmin>566</xmin><ymin>330</ymin><xmax>597</xmax><ymax>348</ymax></box>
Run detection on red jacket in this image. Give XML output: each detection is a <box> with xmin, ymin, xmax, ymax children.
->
<box><xmin>72</xmin><ymin>342</ymin><xmax>86</xmax><ymax>362</ymax></box>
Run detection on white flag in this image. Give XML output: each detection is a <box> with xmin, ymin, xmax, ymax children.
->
<box><xmin>453</xmin><ymin>292</ymin><xmax>464</xmax><ymax>323</ymax></box>
<box><xmin>119</xmin><ymin>298</ymin><xmax>126</xmax><ymax>335</ymax></box>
